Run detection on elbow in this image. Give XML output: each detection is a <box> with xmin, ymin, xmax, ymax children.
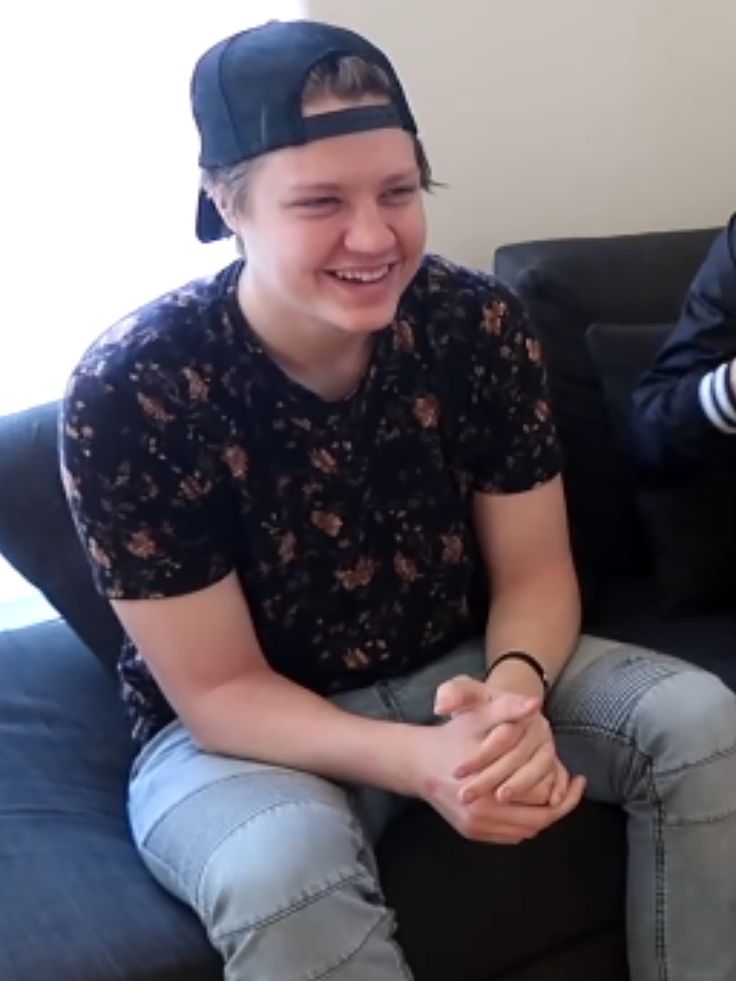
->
<box><xmin>175</xmin><ymin>665</ymin><xmax>275</xmax><ymax>756</ymax></box>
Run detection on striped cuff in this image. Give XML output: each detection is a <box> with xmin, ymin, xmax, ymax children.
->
<box><xmin>698</xmin><ymin>361</ymin><xmax>736</xmax><ymax>434</ymax></box>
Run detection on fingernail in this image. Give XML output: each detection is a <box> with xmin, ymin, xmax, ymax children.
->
<box><xmin>453</xmin><ymin>766</ymin><xmax>467</xmax><ymax>779</ymax></box>
<box><xmin>497</xmin><ymin>786</ymin><xmax>512</xmax><ymax>802</ymax></box>
<box><xmin>462</xmin><ymin>789</ymin><xmax>477</xmax><ymax>804</ymax></box>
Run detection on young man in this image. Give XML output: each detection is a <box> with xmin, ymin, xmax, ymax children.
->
<box><xmin>60</xmin><ymin>20</ymin><xmax>736</xmax><ymax>981</ymax></box>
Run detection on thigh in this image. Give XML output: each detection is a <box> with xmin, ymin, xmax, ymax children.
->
<box><xmin>547</xmin><ymin>634</ymin><xmax>736</xmax><ymax>809</ymax></box>
<box><xmin>128</xmin><ymin>722</ymin><xmax>379</xmax><ymax>921</ymax></box>
<box><xmin>371</xmin><ymin>636</ymin><xmax>487</xmax><ymax>727</ymax></box>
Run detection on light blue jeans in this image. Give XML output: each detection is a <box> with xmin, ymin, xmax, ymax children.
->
<box><xmin>128</xmin><ymin>636</ymin><xmax>736</xmax><ymax>981</ymax></box>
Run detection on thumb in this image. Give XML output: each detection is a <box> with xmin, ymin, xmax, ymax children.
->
<box><xmin>434</xmin><ymin>674</ymin><xmax>487</xmax><ymax>717</ymax></box>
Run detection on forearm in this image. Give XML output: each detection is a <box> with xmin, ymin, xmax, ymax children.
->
<box><xmin>484</xmin><ymin>561</ymin><xmax>581</xmax><ymax>696</ymax></box>
<box><xmin>187</xmin><ymin>667</ymin><xmax>421</xmax><ymax>796</ymax></box>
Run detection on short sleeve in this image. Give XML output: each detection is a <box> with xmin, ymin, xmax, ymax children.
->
<box><xmin>60</xmin><ymin>367</ymin><xmax>233</xmax><ymax>600</ymax></box>
<box><xmin>462</xmin><ymin>283</ymin><xmax>563</xmax><ymax>493</ymax></box>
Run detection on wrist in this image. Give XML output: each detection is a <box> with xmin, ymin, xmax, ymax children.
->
<box><xmin>382</xmin><ymin>722</ymin><xmax>431</xmax><ymax>798</ymax></box>
<box><xmin>484</xmin><ymin>654</ymin><xmax>548</xmax><ymax>700</ymax></box>
<box><xmin>399</xmin><ymin>724</ymin><xmax>440</xmax><ymax>801</ymax></box>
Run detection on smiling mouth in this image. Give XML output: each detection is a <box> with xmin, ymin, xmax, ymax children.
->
<box><xmin>326</xmin><ymin>263</ymin><xmax>395</xmax><ymax>284</ymax></box>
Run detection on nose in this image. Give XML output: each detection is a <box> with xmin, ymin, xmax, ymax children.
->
<box><xmin>343</xmin><ymin>201</ymin><xmax>396</xmax><ymax>255</ymax></box>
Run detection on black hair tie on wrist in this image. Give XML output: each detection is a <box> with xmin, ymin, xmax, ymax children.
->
<box><xmin>484</xmin><ymin>651</ymin><xmax>550</xmax><ymax>695</ymax></box>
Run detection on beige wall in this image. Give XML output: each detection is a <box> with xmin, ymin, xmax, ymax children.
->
<box><xmin>307</xmin><ymin>0</ymin><xmax>736</xmax><ymax>268</ymax></box>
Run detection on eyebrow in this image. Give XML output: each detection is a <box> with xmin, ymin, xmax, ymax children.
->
<box><xmin>286</xmin><ymin>169</ymin><xmax>421</xmax><ymax>194</ymax></box>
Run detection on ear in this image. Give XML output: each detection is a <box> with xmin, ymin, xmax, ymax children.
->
<box><xmin>207</xmin><ymin>184</ymin><xmax>240</xmax><ymax>237</ymax></box>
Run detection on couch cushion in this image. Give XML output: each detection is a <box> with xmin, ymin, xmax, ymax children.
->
<box><xmin>0</xmin><ymin>401</ymin><xmax>123</xmax><ymax>670</ymax></box>
<box><xmin>0</xmin><ymin>619</ymin><xmax>220</xmax><ymax>981</ymax></box>
<box><xmin>1</xmin><ymin>620</ymin><xmax>628</xmax><ymax>981</ymax></box>
<box><xmin>587</xmin><ymin>322</ymin><xmax>736</xmax><ymax>614</ymax></box>
<box><xmin>379</xmin><ymin>799</ymin><xmax>626</xmax><ymax>981</ymax></box>
<box><xmin>494</xmin><ymin>228</ymin><xmax>718</xmax><ymax>609</ymax></box>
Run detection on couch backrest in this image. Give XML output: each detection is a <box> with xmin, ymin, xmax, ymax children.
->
<box><xmin>0</xmin><ymin>401</ymin><xmax>123</xmax><ymax>670</ymax></box>
<box><xmin>494</xmin><ymin>226</ymin><xmax>719</xmax><ymax>605</ymax></box>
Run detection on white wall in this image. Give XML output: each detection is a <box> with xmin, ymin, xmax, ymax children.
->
<box><xmin>307</xmin><ymin>0</ymin><xmax>736</xmax><ymax>268</ymax></box>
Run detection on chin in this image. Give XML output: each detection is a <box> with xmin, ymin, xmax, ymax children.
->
<box><xmin>327</xmin><ymin>295</ymin><xmax>403</xmax><ymax>334</ymax></box>
<box><xmin>332</xmin><ymin>311</ymin><xmax>397</xmax><ymax>335</ymax></box>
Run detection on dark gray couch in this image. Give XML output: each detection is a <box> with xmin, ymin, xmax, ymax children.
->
<box><xmin>1</xmin><ymin>224</ymin><xmax>733</xmax><ymax>980</ymax></box>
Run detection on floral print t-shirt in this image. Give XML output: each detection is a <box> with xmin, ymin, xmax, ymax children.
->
<box><xmin>60</xmin><ymin>253</ymin><xmax>562</xmax><ymax>745</ymax></box>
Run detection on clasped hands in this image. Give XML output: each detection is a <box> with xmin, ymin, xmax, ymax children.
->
<box><xmin>416</xmin><ymin>675</ymin><xmax>585</xmax><ymax>845</ymax></box>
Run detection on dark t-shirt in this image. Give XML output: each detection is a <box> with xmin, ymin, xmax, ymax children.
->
<box><xmin>60</xmin><ymin>253</ymin><xmax>561</xmax><ymax>745</ymax></box>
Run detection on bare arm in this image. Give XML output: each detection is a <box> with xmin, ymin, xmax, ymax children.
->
<box><xmin>113</xmin><ymin>572</ymin><xmax>420</xmax><ymax>795</ymax></box>
<box><xmin>473</xmin><ymin>474</ymin><xmax>581</xmax><ymax>696</ymax></box>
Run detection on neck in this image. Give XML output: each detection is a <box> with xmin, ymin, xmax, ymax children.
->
<box><xmin>237</xmin><ymin>267</ymin><xmax>376</xmax><ymax>401</ymax></box>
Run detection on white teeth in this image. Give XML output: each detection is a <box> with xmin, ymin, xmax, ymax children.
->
<box><xmin>332</xmin><ymin>266</ymin><xmax>390</xmax><ymax>283</ymax></box>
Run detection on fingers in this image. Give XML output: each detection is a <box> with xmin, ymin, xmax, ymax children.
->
<box><xmin>494</xmin><ymin>741</ymin><xmax>557</xmax><ymax>803</ymax></box>
<box><xmin>456</xmin><ymin>808</ymin><xmax>539</xmax><ymax>844</ymax></box>
<box><xmin>548</xmin><ymin>761</ymin><xmax>570</xmax><ymax>808</ymax></box>
<box><xmin>462</xmin><ymin>773</ymin><xmax>586</xmax><ymax>841</ymax></box>
<box><xmin>482</xmin><ymin>691</ymin><xmax>541</xmax><ymax>728</ymax></box>
<box><xmin>454</xmin><ymin>706</ymin><xmax>549</xmax><ymax>782</ymax></box>
<box><xmin>433</xmin><ymin>675</ymin><xmax>486</xmax><ymax>716</ymax></box>
<box><xmin>452</xmin><ymin>697</ymin><xmax>543</xmax><ymax>780</ymax></box>
<box><xmin>453</xmin><ymin>720</ymin><xmax>525</xmax><ymax>779</ymax></box>
<box><xmin>555</xmin><ymin>774</ymin><xmax>586</xmax><ymax>816</ymax></box>
<box><xmin>458</xmin><ymin>726</ymin><xmax>554</xmax><ymax>801</ymax></box>
<box><xmin>506</xmin><ymin>773</ymin><xmax>556</xmax><ymax>807</ymax></box>
<box><xmin>498</xmin><ymin>758</ymin><xmax>570</xmax><ymax>807</ymax></box>
<box><xmin>435</xmin><ymin>678</ymin><xmax>540</xmax><ymax>726</ymax></box>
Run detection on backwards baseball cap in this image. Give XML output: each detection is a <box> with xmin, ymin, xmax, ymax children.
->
<box><xmin>191</xmin><ymin>19</ymin><xmax>418</xmax><ymax>242</ymax></box>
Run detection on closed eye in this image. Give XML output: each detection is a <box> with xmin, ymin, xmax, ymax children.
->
<box><xmin>383</xmin><ymin>184</ymin><xmax>420</xmax><ymax>203</ymax></box>
<box><xmin>291</xmin><ymin>196</ymin><xmax>341</xmax><ymax>209</ymax></box>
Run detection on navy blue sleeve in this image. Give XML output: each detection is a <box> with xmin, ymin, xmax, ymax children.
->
<box><xmin>632</xmin><ymin>214</ymin><xmax>736</xmax><ymax>470</ymax></box>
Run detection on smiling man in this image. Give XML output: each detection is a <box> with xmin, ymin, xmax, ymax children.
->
<box><xmin>59</xmin><ymin>20</ymin><xmax>736</xmax><ymax>981</ymax></box>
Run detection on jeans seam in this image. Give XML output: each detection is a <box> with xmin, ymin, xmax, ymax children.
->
<box><xmin>197</xmin><ymin>798</ymin><xmax>365</xmax><ymax>920</ymax></box>
<box><xmin>555</xmin><ymin>723</ymin><xmax>736</xmax><ymax>823</ymax></box>
<box><xmin>211</xmin><ymin>867</ymin><xmax>370</xmax><ymax>940</ymax></box>
<box><xmin>552</xmin><ymin>721</ymin><xmax>635</xmax><ymax>747</ymax></box>
<box><xmin>309</xmin><ymin>907</ymin><xmax>412</xmax><ymax>981</ymax></box>
<box><xmin>653</xmin><ymin>739</ymin><xmax>736</xmax><ymax>778</ymax></box>
<box><xmin>561</xmin><ymin>731</ymin><xmax>668</xmax><ymax>979</ymax></box>
<box><xmin>137</xmin><ymin>768</ymin><xmax>309</xmax><ymax>845</ymax></box>
<box><xmin>554</xmin><ymin>720</ymin><xmax>736</xmax><ymax>773</ymax></box>
<box><xmin>647</xmin><ymin>765</ymin><xmax>669</xmax><ymax>981</ymax></box>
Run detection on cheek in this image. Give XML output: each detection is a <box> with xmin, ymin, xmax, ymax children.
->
<box><xmin>398</xmin><ymin>207</ymin><xmax>427</xmax><ymax>262</ymax></box>
<box><xmin>402</xmin><ymin>200</ymin><xmax>427</xmax><ymax>245</ymax></box>
<box><xmin>278</xmin><ymin>224</ymin><xmax>340</xmax><ymax>278</ymax></box>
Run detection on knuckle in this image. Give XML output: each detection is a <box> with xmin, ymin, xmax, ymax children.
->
<box><xmin>497</xmin><ymin>721</ymin><xmax>521</xmax><ymax>748</ymax></box>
